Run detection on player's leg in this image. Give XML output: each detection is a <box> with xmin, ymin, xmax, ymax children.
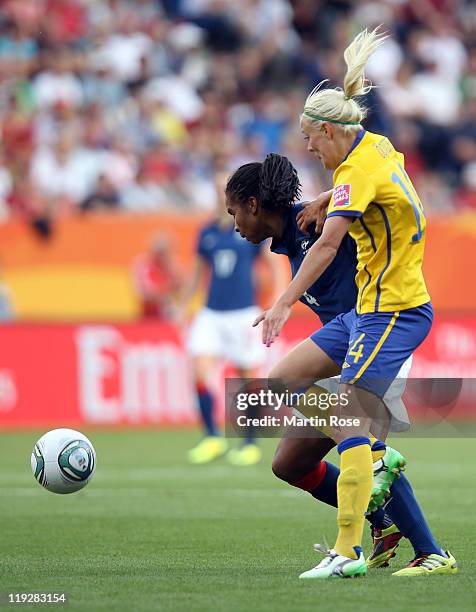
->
<box><xmin>389</xmin><ymin>475</ymin><xmax>458</xmax><ymax>576</ymax></box>
<box><xmin>366</xmin><ymin>310</ymin><xmax>457</xmax><ymax>575</ymax></box>
<box><xmin>272</xmin><ymin>426</ymin><xmax>338</xmax><ymax>506</ymax></box>
<box><xmin>340</xmin><ymin>305</ymin><xmax>456</xmax><ymax>577</ymax></box>
<box><xmin>333</xmin><ymin>385</ymin><xmax>380</xmax><ymax>556</ymax></box>
<box><xmin>368</xmin><ymin>356</ymin><xmax>413</xmax><ymax>512</ymax></box>
<box><xmin>225</xmin><ymin>306</ymin><xmax>266</xmax><ymax>466</ymax></box>
<box><xmin>268</xmin><ymin>310</ymin><xmax>453</xmax><ymax>578</ymax></box>
<box><xmin>266</xmin><ymin>335</ymin><xmax>343</xmax><ymax>498</ymax></box>
<box><xmin>327</xmin><ymin>307</ymin><xmax>433</xmax><ymax>568</ymax></box>
<box><xmin>226</xmin><ymin>365</ymin><xmax>263</xmax><ymax>465</ymax></box>
<box><xmin>273</xmin><ymin>429</ymin><xmax>394</xmax><ymax>525</ymax></box>
<box><xmin>193</xmin><ymin>354</ymin><xmax>220</xmax><ymax>437</ymax></box>
<box><xmin>187</xmin><ymin>309</ymin><xmax>228</xmax><ymax>464</ymax></box>
<box><xmin>187</xmin><ymin>354</ymin><xmax>229</xmax><ymax>463</ymax></box>
<box><xmin>272</xmin><ymin>428</ymin><xmax>403</xmax><ymax>568</ymax></box>
<box><xmin>366</xmin><ymin>439</ymin><xmax>458</xmax><ymax>574</ymax></box>
<box><xmin>300</xmin><ymin>305</ymin><xmax>408</xmax><ymax>579</ymax></box>
<box><xmin>266</xmin><ymin>314</ymin><xmax>378</xmax><ymax>578</ymax></box>
<box><xmin>367</xmin><ymin>422</ymin><xmax>453</xmax><ymax>571</ymax></box>
<box><xmin>267</xmin><ymin>326</ymin><xmax>395</xmax><ymax>577</ymax></box>
<box><xmin>299</xmin><ymin>383</ymin><xmax>379</xmax><ymax>579</ymax></box>
<box><xmin>374</xmin><ymin>401</ymin><xmax>457</xmax><ymax>573</ymax></box>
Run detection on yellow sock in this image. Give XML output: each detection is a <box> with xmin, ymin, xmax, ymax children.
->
<box><xmin>334</xmin><ymin>440</ymin><xmax>373</xmax><ymax>559</ymax></box>
<box><xmin>369</xmin><ymin>436</ymin><xmax>385</xmax><ymax>463</ymax></box>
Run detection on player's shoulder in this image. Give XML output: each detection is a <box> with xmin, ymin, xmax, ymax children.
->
<box><xmin>344</xmin><ymin>131</ymin><xmax>398</xmax><ymax>175</ymax></box>
<box><xmin>334</xmin><ymin>159</ymin><xmax>372</xmax><ymax>186</ymax></box>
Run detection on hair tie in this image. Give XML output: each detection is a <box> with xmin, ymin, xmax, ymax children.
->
<box><xmin>302</xmin><ymin>110</ymin><xmax>360</xmax><ymax>125</ymax></box>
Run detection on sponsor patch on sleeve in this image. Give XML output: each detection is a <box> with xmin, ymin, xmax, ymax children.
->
<box><xmin>333</xmin><ymin>184</ymin><xmax>351</xmax><ymax>208</ymax></box>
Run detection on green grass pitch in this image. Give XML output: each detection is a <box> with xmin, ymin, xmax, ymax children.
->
<box><xmin>0</xmin><ymin>431</ymin><xmax>475</xmax><ymax>611</ymax></box>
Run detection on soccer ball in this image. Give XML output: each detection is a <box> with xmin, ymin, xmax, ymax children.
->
<box><xmin>31</xmin><ymin>428</ymin><xmax>96</xmax><ymax>494</ymax></box>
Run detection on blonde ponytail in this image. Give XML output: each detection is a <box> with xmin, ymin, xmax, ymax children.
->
<box><xmin>343</xmin><ymin>27</ymin><xmax>387</xmax><ymax>99</ymax></box>
<box><xmin>303</xmin><ymin>27</ymin><xmax>388</xmax><ymax>129</ymax></box>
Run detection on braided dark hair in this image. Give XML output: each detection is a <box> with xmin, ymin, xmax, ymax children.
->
<box><xmin>226</xmin><ymin>153</ymin><xmax>301</xmax><ymax>211</ymax></box>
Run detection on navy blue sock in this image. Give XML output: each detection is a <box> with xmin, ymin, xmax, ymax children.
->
<box><xmin>196</xmin><ymin>383</ymin><xmax>216</xmax><ymax>436</ymax></box>
<box><xmin>386</xmin><ymin>473</ymin><xmax>442</xmax><ymax>556</ymax></box>
<box><xmin>308</xmin><ymin>461</ymin><xmax>339</xmax><ymax>506</ymax></box>
<box><xmin>244</xmin><ymin>432</ymin><xmax>256</xmax><ymax>445</ymax></box>
<box><xmin>367</xmin><ymin>507</ymin><xmax>394</xmax><ymax>529</ymax></box>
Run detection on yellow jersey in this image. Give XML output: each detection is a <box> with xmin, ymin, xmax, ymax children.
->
<box><xmin>327</xmin><ymin>130</ymin><xmax>430</xmax><ymax>314</ymax></box>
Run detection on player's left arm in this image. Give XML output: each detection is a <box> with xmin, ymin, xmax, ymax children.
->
<box><xmin>253</xmin><ymin>216</ymin><xmax>352</xmax><ymax>346</ymax></box>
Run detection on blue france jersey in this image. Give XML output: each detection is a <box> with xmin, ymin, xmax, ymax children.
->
<box><xmin>270</xmin><ymin>204</ymin><xmax>358</xmax><ymax>324</ymax></box>
<box><xmin>197</xmin><ymin>221</ymin><xmax>262</xmax><ymax>311</ymax></box>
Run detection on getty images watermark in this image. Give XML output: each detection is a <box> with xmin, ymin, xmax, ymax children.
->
<box><xmin>225</xmin><ymin>378</ymin><xmax>476</xmax><ymax>438</ymax></box>
<box><xmin>234</xmin><ymin>387</ymin><xmax>360</xmax><ymax>429</ymax></box>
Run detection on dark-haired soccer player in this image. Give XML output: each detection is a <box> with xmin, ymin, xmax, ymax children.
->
<box><xmin>225</xmin><ymin>150</ymin><xmax>455</xmax><ymax>578</ymax></box>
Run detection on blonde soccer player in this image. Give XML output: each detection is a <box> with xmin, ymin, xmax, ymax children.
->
<box><xmin>252</xmin><ymin>28</ymin><xmax>458</xmax><ymax>579</ymax></box>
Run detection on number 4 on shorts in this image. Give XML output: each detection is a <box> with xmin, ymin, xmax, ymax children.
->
<box><xmin>349</xmin><ymin>333</ymin><xmax>365</xmax><ymax>363</ymax></box>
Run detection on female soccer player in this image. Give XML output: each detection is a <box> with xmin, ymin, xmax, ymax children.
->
<box><xmin>185</xmin><ymin>172</ymin><xmax>283</xmax><ymax>466</ymax></box>
<box><xmin>226</xmin><ymin>153</ymin><xmax>455</xmax><ymax>579</ymax></box>
<box><xmin>226</xmin><ymin>28</ymin><xmax>457</xmax><ymax>579</ymax></box>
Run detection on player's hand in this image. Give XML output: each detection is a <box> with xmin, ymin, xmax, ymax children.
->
<box><xmin>296</xmin><ymin>189</ymin><xmax>333</xmax><ymax>235</ymax></box>
<box><xmin>252</xmin><ymin>302</ymin><xmax>291</xmax><ymax>347</ymax></box>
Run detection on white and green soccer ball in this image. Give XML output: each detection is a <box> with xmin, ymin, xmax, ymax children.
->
<box><xmin>31</xmin><ymin>428</ymin><xmax>96</xmax><ymax>494</ymax></box>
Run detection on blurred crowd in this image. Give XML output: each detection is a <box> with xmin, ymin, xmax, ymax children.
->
<box><xmin>0</xmin><ymin>0</ymin><xmax>475</xmax><ymax>231</ymax></box>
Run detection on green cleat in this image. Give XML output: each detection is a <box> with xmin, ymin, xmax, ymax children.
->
<box><xmin>368</xmin><ymin>446</ymin><xmax>406</xmax><ymax>514</ymax></box>
<box><xmin>299</xmin><ymin>545</ymin><xmax>367</xmax><ymax>579</ymax></box>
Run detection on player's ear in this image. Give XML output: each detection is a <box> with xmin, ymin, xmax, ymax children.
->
<box><xmin>322</xmin><ymin>122</ymin><xmax>333</xmax><ymax>140</ymax></box>
<box><xmin>248</xmin><ymin>196</ymin><xmax>259</xmax><ymax>215</ymax></box>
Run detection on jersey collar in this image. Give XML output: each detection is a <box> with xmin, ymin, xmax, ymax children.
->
<box><xmin>270</xmin><ymin>204</ymin><xmax>317</xmax><ymax>256</ymax></box>
<box><xmin>342</xmin><ymin>129</ymin><xmax>366</xmax><ymax>163</ymax></box>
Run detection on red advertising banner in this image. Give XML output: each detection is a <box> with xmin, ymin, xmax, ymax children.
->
<box><xmin>0</xmin><ymin>321</ymin><xmax>196</xmax><ymax>428</ymax></box>
<box><xmin>0</xmin><ymin>315</ymin><xmax>474</xmax><ymax>429</ymax></box>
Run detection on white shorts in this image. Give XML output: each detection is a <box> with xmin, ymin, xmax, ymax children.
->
<box><xmin>187</xmin><ymin>306</ymin><xmax>265</xmax><ymax>369</ymax></box>
<box><xmin>294</xmin><ymin>355</ymin><xmax>413</xmax><ymax>433</ymax></box>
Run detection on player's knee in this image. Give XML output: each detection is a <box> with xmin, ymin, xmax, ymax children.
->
<box><xmin>271</xmin><ymin>454</ymin><xmax>291</xmax><ymax>482</ymax></box>
<box><xmin>271</xmin><ymin>452</ymin><xmax>315</xmax><ymax>484</ymax></box>
<box><xmin>271</xmin><ymin>453</ymin><xmax>304</xmax><ymax>484</ymax></box>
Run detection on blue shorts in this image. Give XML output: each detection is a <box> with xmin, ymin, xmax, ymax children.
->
<box><xmin>310</xmin><ymin>303</ymin><xmax>433</xmax><ymax>398</ymax></box>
